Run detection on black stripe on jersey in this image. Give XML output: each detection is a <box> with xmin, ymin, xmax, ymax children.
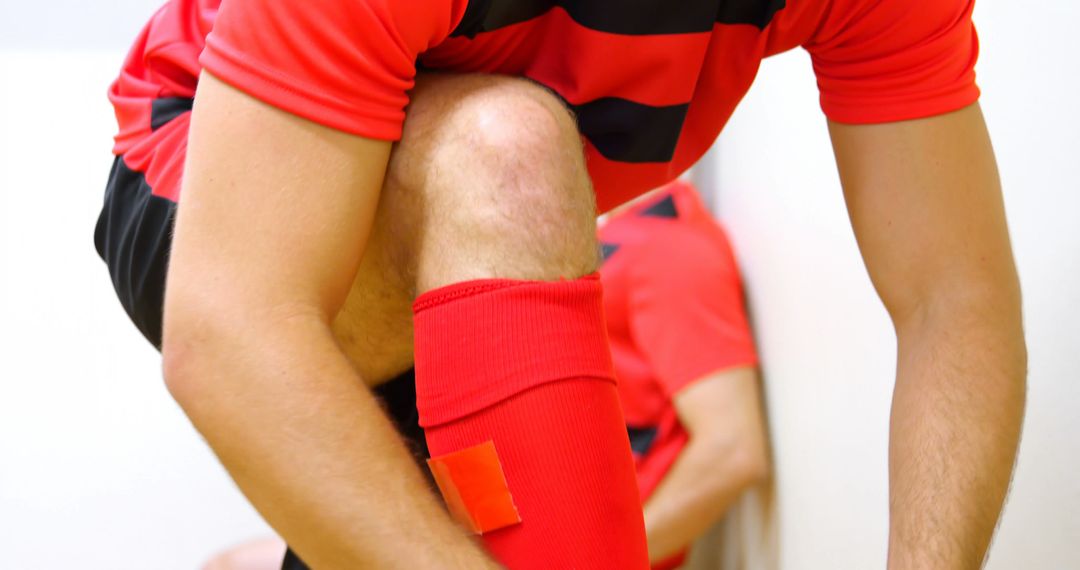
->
<box><xmin>563</xmin><ymin>0</ymin><xmax>720</xmax><ymax>35</ymax></box>
<box><xmin>640</xmin><ymin>194</ymin><xmax>679</xmax><ymax>219</ymax></box>
<box><xmin>451</xmin><ymin>0</ymin><xmax>785</xmax><ymax>37</ymax></box>
<box><xmin>451</xmin><ymin>0</ymin><xmax>553</xmax><ymax>37</ymax></box>
<box><xmin>627</xmin><ymin>425</ymin><xmax>659</xmax><ymax>455</ymax></box>
<box><xmin>570</xmin><ymin>98</ymin><xmax>689</xmax><ymax>164</ymax></box>
<box><xmin>150</xmin><ymin>97</ymin><xmax>194</xmax><ymax>131</ymax></box>
<box><xmin>600</xmin><ymin>242</ymin><xmax>621</xmax><ymax>263</ymax></box>
<box><xmin>716</xmin><ymin>0</ymin><xmax>786</xmax><ymax>29</ymax></box>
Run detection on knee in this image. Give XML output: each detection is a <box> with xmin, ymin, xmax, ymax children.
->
<box><xmin>399</xmin><ymin>75</ymin><xmax>583</xmax><ymax>177</ymax></box>
<box><xmin>388</xmin><ymin>75</ymin><xmax>599</xmax><ymax>290</ymax></box>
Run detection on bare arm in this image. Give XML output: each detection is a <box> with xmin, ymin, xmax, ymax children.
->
<box><xmin>642</xmin><ymin>366</ymin><xmax>769</xmax><ymax>562</ymax></box>
<box><xmin>163</xmin><ymin>74</ymin><xmax>494</xmax><ymax>569</ymax></box>
<box><xmin>829</xmin><ymin>103</ymin><xmax>1026</xmax><ymax>569</ymax></box>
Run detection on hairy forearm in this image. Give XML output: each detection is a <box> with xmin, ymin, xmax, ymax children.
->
<box><xmin>164</xmin><ymin>313</ymin><xmax>494</xmax><ymax>569</ymax></box>
<box><xmin>643</xmin><ymin>437</ymin><xmax>767</xmax><ymax>562</ymax></box>
<box><xmin>888</xmin><ymin>301</ymin><xmax>1026</xmax><ymax>569</ymax></box>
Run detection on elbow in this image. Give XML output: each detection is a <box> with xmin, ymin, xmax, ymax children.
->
<box><xmin>890</xmin><ymin>282</ymin><xmax>1027</xmax><ymax>369</ymax></box>
<box><xmin>160</xmin><ymin>296</ymin><xmax>241</xmax><ymax>418</ymax></box>
<box><xmin>729</xmin><ymin>441</ymin><xmax>770</xmax><ymax>489</ymax></box>
<box><xmin>888</xmin><ymin>272</ymin><xmax>1023</xmax><ymax>336</ymax></box>
<box><xmin>888</xmin><ymin>282</ymin><xmax>1028</xmax><ymax>405</ymax></box>
<box><xmin>161</xmin><ymin>312</ymin><xmax>215</xmax><ymax>416</ymax></box>
<box><xmin>696</xmin><ymin>434</ymin><xmax>771</xmax><ymax>492</ymax></box>
<box><xmin>161</xmin><ymin>292</ymin><xmax>330</xmax><ymax>418</ymax></box>
<box><xmin>160</xmin><ymin>273</ymin><xmax>255</xmax><ymax>414</ymax></box>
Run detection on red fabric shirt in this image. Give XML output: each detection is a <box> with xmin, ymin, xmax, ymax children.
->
<box><xmin>110</xmin><ymin>0</ymin><xmax>981</xmax><ymax>210</ymax></box>
<box><xmin>599</xmin><ymin>181</ymin><xmax>758</xmax><ymax>503</ymax></box>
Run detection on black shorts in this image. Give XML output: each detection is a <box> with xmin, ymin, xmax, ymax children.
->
<box><xmin>94</xmin><ymin>124</ymin><xmax>430</xmax><ymax>570</ymax></box>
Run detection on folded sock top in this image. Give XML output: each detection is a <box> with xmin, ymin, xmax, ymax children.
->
<box><xmin>412</xmin><ymin>275</ymin><xmax>616</xmax><ymax>428</ymax></box>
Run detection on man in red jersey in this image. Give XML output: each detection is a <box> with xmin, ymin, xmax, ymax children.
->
<box><xmin>598</xmin><ymin>182</ymin><xmax>769</xmax><ymax>569</ymax></box>
<box><xmin>96</xmin><ymin>0</ymin><xmax>1025</xmax><ymax>568</ymax></box>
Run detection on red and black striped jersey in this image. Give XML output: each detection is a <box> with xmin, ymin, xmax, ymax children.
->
<box><xmin>111</xmin><ymin>0</ymin><xmax>980</xmax><ymax>210</ymax></box>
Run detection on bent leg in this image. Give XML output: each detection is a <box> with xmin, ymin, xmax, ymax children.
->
<box><xmin>330</xmin><ymin>73</ymin><xmax>598</xmax><ymax>384</ymax></box>
<box><xmin>334</xmin><ymin>73</ymin><xmax>648</xmax><ymax>569</ymax></box>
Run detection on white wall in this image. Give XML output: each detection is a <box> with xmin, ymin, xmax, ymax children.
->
<box><xmin>696</xmin><ymin>2</ymin><xmax>1080</xmax><ymax>568</ymax></box>
<box><xmin>1</xmin><ymin>4</ymin><xmax>274</xmax><ymax>568</ymax></box>
<box><xmin>0</xmin><ymin>52</ymin><xmax>272</xmax><ymax>569</ymax></box>
<box><xmin>1</xmin><ymin>1</ymin><xmax>1076</xmax><ymax>569</ymax></box>
<box><xmin>0</xmin><ymin>1</ymin><xmax>162</xmax><ymax>50</ymax></box>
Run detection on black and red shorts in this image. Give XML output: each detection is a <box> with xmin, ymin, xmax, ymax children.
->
<box><xmin>93</xmin><ymin>96</ymin><xmax>428</xmax><ymax>464</ymax></box>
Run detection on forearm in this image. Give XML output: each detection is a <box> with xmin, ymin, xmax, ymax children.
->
<box><xmin>888</xmin><ymin>301</ymin><xmax>1026</xmax><ymax>569</ymax></box>
<box><xmin>643</xmin><ymin>438</ymin><xmax>767</xmax><ymax>562</ymax></box>
<box><xmin>165</xmin><ymin>314</ymin><xmax>494</xmax><ymax>569</ymax></box>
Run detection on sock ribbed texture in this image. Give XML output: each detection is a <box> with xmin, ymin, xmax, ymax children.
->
<box><xmin>414</xmin><ymin>275</ymin><xmax>649</xmax><ymax>569</ymax></box>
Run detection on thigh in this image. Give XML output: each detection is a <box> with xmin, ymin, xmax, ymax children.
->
<box><xmin>329</xmin><ymin>190</ymin><xmax>417</xmax><ymax>386</ymax></box>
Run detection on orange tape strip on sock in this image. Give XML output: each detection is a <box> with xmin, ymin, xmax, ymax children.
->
<box><xmin>415</xmin><ymin>276</ymin><xmax>649</xmax><ymax>569</ymax></box>
<box><xmin>427</xmin><ymin>440</ymin><xmax>521</xmax><ymax>535</ymax></box>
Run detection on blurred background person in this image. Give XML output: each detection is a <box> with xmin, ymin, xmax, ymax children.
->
<box><xmin>599</xmin><ymin>181</ymin><xmax>769</xmax><ymax>568</ymax></box>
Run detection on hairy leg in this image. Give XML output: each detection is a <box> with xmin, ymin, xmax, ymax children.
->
<box><xmin>328</xmin><ymin>73</ymin><xmax>647</xmax><ymax>568</ymax></box>
<box><xmin>331</xmin><ymin>73</ymin><xmax>598</xmax><ymax>384</ymax></box>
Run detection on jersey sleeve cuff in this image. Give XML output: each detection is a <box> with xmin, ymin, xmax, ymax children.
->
<box><xmin>664</xmin><ymin>351</ymin><xmax>760</xmax><ymax>397</ymax></box>
<box><xmin>821</xmin><ymin>83</ymin><xmax>981</xmax><ymax>125</ymax></box>
<box><xmin>200</xmin><ymin>33</ymin><xmax>405</xmax><ymax>141</ymax></box>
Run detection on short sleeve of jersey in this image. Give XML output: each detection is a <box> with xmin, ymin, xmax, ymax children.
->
<box><xmin>200</xmin><ymin>0</ymin><xmax>468</xmax><ymax>140</ymax></box>
<box><xmin>628</xmin><ymin>227</ymin><xmax>758</xmax><ymax>398</ymax></box>
<box><xmin>805</xmin><ymin>0</ymin><xmax>980</xmax><ymax>124</ymax></box>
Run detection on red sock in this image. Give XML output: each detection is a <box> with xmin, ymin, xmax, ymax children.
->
<box><xmin>414</xmin><ymin>275</ymin><xmax>649</xmax><ymax>569</ymax></box>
